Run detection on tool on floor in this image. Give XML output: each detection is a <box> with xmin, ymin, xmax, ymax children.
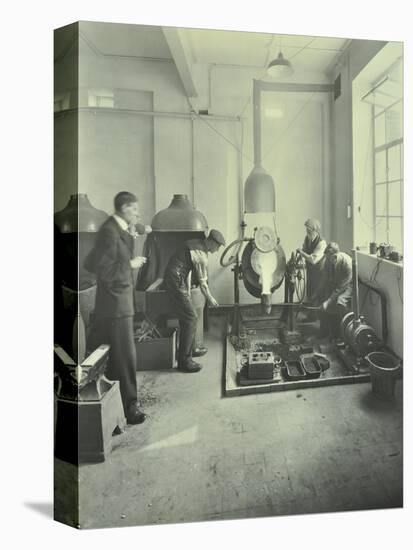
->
<box><xmin>134</xmin><ymin>315</ymin><xmax>163</xmax><ymax>342</ymax></box>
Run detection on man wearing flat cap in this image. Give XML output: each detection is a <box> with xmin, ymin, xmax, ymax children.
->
<box><xmin>164</xmin><ymin>229</ymin><xmax>226</xmax><ymax>372</ymax></box>
<box><xmin>310</xmin><ymin>242</ymin><xmax>352</xmax><ymax>338</ymax></box>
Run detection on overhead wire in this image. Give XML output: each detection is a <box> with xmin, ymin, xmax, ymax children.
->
<box><xmin>288</xmin><ymin>37</ymin><xmax>318</xmax><ymax>61</ymax></box>
<box><xmin>360</xmin><ymin>258</ymin><xmax>382</xmax><ymax>311</ymax></box>
<box><xmin>186</xmin><ymin>38</ymin><xmax>323</xmax><ymax>167</ymax></box>
<box><xmin>262</xmin><ymin>92</ymin><xmax>317</xmax><ymax>161</ymax></box>
<box><xmin>237</xmin><ymin>37</ymin><xmax>317</xmax><ymax>120</ymax></box>
<box><xmin>185</xmin><ymin>97</ymin><xmax>253</xmax><ymax>164</ymax></box>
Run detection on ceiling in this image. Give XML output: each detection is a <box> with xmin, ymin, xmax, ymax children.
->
<box><xmin>54</xmin><ymin>22</ymin><xmax>173</xmax><ymax>61</ymax></box>
<box><xmin>80</xmin><ymin>22</ymin><xmax>173</xmax><ymax>60</ymax></box>
<box><xmin>55</xmin><ymin>22</ymin><xmax>350</xmax><ymax>74</ymax></box>
<box><xmin>186</xmin><ymin>29</ymin><xmax>349</xmax><ymax>73</ymax></box>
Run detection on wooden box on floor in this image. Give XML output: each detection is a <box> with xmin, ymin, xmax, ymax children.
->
<box><xmin>135</xmin><ymin>328</ymin><xmax>177</xmax><ymax>370</ymax></box>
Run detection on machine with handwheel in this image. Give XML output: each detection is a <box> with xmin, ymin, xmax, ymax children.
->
<box><xmin>220</xmin><ymin>218</ymin><xmax>307</xmax><ymax>344</ymax></box>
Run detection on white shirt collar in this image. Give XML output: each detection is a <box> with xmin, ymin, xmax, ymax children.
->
<box><xmin>113</xmin><ymin>214</ymin><xmax>129</xmax><ymax>232</ymax></box>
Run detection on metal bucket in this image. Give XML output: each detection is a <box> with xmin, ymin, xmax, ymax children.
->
<box><xmin>366</xmin><ymin>351</ymin><xmax>401</xmax><ymax>400</ymax></box>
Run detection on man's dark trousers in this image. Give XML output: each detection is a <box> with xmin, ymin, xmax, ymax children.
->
<box><xmin>86</xmin><ymin>216</ymin><xmax>138</xmax><ymax>412</ymax></box>
<box><xmin>91</xmin><ymin>316</ymin><xmax>137</xmax><ymax>411</ymax></box>
<box><xmin>164</xmin><ymin>271</ymin><xmax>197</xmax><ymax>366</ymax></box>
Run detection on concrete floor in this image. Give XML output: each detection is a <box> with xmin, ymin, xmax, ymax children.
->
<box><xmin>55</xmin><ymin>315</ymin><xmax>403</xmax><ymax>529</ymax></box>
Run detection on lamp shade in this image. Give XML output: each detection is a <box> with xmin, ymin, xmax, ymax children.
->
<box><xmin>267</xmin><ymin>52</ymin><xmax>294</xmax><ymax>79</ymax></box>
<box><xmin>244</xmin><ymin>165</ymin><xmax>276</xmax><ymax>213</ymax></box>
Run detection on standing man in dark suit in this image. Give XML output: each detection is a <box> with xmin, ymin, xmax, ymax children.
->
<box><xmin>89</xmin><ymin>192</ymin><xmax>147</xmax><ymax>424</ymax></box>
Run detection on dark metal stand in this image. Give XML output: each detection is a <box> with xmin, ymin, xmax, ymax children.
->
<box><xmin>280</xmin><ymin>253</ymin><xmax>302</xmax><ymax>343</ymax></box>
<box><xmin>54</xmin><ymin>344</ymin><xmax>126</xmax><ymax>464</ymax></box>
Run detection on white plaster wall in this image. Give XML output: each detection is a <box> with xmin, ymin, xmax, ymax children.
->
<box><xmin>56</xmin><ymin>24</ymin><xmax>389</xmax><ymax>307</ymax></box>
<box><xmin>330</xmin><ymin>39</ymin><xmax>386</xmax><ymax>253</ymax></box>
<box><xmin>357</xmin><ymin>252</ymin><xmax>403</xmax><ymax>358</ymax></box>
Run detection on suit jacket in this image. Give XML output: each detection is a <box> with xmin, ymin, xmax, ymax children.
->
<box><xmin>87</xmin><ymin>216</ymin><xmax>135</xmax><ymax>319</ymax></box>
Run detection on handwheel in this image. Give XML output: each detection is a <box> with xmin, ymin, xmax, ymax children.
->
<box><xmin>220</xmin><ymin>239</ymin><xmax>248</xmax><ymax>268</ymax></box>
<box><xmin>294</xmin><ymin>258</ymin><xmax>306</xmax><ymax>303</ymax></box>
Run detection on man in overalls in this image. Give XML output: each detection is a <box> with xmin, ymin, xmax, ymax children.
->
<box><xmin>310</xmin><ymin>242</ymin><xmax>353</xmax><ymax>338</ymax></box>
<box><xmin>164</xmin><ymin>229</ymin><xmax>225</xmax><ymax>372</ymax></box>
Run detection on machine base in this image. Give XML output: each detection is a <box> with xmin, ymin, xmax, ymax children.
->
<box><xmin>224</xmin><ymin>311</ymin><xmax>371</xmax><ymax>397</ymax></box>
<box><xmin>335</xmin><ymin>344</ymin><xmax>371</xmax><ymax>374</ymax></box>
<box><xmin>280</xmin><ymin>329</ymin><xmax>302</xmax><ymax>344</ymax></box>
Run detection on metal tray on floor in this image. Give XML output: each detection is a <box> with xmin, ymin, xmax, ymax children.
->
<box><xmin>283</xmin><ymin>360</ymin><xmax>307</xmax><ymax>381</ymax></box>
<box><xmin>300</xmin><ymin>354</ymin><xmax>322</xmax><ymax>379</ymax></box>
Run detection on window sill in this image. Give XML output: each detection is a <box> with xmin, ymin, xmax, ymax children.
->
<box><xmin>356</xmin><ymin>249</ymin><xmax>403</xmax><ymax>270</ymax></box>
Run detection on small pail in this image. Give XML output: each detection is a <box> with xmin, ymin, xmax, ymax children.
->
<box><xmin>366</xmin><ymin>351</ymin><xmax>401</xmax><ymax>400</ymax></box>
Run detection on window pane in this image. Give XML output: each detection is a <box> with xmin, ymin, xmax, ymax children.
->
<box><xmin>388</xmin><ymin>144</ymin><xmax>401</xmax><ymax>181</ymax></box>
<box><xmin>386</xmin><ymin>102</ymin><xmax>403</xmax><ymax>143</ymax></box>
<box><xmin>375</xmin><ymin>184</ymin><xmax>387</xmax><ymax>216</ymax></box>
<box><xmin>375</xmin><ymin>217</ymin><xmax>388</xmax><ymax>244</ymax></box>
<box><xmin>388</xmin><ymin>181</ymin><xmax>401</xmax><ymax>216</ymax></box>
<box><xmin>375</xmin><ymin>112</ymin><xmax>385</xmax><ymax>147</ymax></box>
<box><xmin>375</xmin><ymin>150</ymin><xmax>387</xmax><ymax>183</ymax></box>
<box><xmin>97</xmin><ymin>96</ymin><xmax>114</xmax><ymax>108</ymax></box>
<box><xmin>388</xmin><ymin>218</ymin><xmax>403</xmax><ymax>252</ymax></box>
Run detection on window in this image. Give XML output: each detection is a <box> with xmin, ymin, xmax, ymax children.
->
<box><xmin>88</xmin><ymin>89</ymin><xmax>115</xmax><ymax>108</ymax></box>
<box><xmin>364</xmin><ymin>59</ymin><xmax>403</xmax><ymax>252</ymax></box>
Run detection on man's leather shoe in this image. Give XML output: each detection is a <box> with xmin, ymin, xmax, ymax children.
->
<box><xmin>178</xmin><ymin>359</ymin><xmax>202</xmax><ymax>373</ymax></box>
<box><xmin>192</xmin><ymin>346</ymin><xmax>208</xmax><ymax>357</ymax></box>
<box><xmin>126</xmin><ymin>403</ymin><xmax>146</xmax><ymax>425</ymax></box>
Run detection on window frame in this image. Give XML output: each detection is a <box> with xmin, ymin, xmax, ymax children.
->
<box><xmin>372</xmin><ymin>97</ymin><xmax>403</xmax><ymax>250</ymax></box>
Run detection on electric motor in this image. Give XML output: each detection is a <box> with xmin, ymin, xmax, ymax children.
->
<box><xmin>340</xmin><ymin>312</ymin><xmax>380</xmax><ymax>358</ymax></box>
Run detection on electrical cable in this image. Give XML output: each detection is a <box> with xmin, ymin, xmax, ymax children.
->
<box><xmin>396</xmin><ymin>269</ymin><xmax>403</xmax><ymax>304</ymax></box>
<box><xmin>360</xmin><ymin>259</ymin><xmax>382</xmax><ymax>310</ymax></box>
<box><xmin>185</xmin><ymin>96</ymin><xmax>254</xmax><ymax>166</ymax></box>
<box><xmin>288</xmin><ymin>38</ymin><xmax>318</xmax><ymax>61</ymax></box>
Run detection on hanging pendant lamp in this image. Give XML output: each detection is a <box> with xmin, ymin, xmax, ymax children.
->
<box><xmin>267</xmin><ymin>51</ymin><xmax>294</xmax><ymax>79</ymax></box>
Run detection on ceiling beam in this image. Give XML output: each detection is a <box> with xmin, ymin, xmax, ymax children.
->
<box><xmin>162</xmin><ymin>27</ymin><xmax>198</xmax><ymax>98</ymax></box>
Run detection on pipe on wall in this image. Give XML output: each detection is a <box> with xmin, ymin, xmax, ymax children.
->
<box><xmin>191</xmin><ymin>114</ymin><xmax>195</xmax><ymax>207</ymax></box>
<box><xmin>238</xmin><ymin>118</ymin><xmax>245</xmax><ymax>220</ymax></box>
<box><xmin>358</xmin><ymin>276</ymin><xmax>388</xmax><ymax>344</ymax></box>
<box><xmin>54</xmin><ymin>106</ymin><xmax>244</xmax><ymax>123</ymax></box>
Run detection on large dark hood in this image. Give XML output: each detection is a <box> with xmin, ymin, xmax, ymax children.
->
<box><xmin>136</xmin><ymin>194</ymin><xmax>208</xmax><ymax>291</ymax></box>
<box><xmin>151</xmin><ymin>194</ymin><xmax>208</xmax><ymax>233</ymax></box>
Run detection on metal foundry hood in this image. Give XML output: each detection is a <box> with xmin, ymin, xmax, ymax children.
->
<box><xmin>151</xmin><ymin>194</ymin><xmax>208</xmax><ymax>233</ymax></box>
